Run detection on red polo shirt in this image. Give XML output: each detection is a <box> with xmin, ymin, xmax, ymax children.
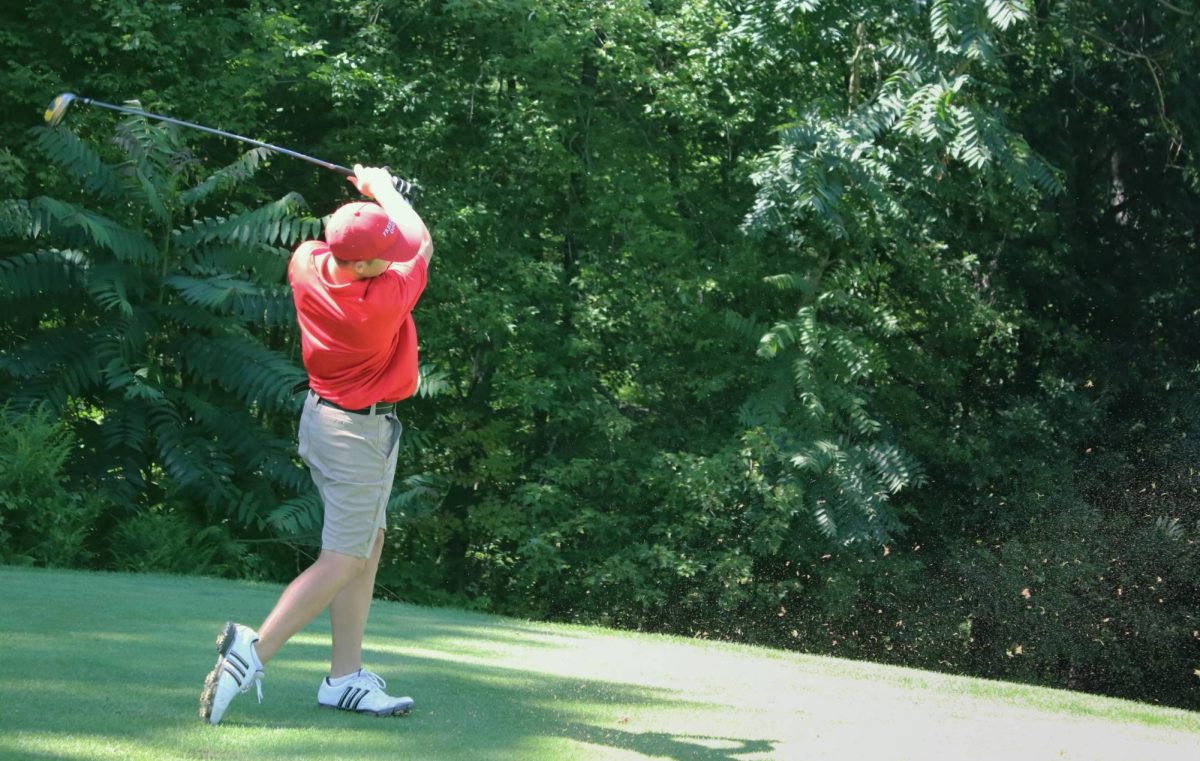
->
<box><xmin>288</xmin><ymin>241</ymin><xmax>428</xmax><ymax>408</ymax></box>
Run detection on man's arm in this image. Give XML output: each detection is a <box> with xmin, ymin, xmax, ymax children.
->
<box><xmin>350</xmin><ymin>164</ymin><xmax>433</xmax><ymax>268</ymax></box>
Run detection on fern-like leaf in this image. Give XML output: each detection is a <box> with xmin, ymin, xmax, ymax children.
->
<box><xmin>387</xmin><ymin>473</ymin><xmax>443</xmax><ymax>518</ymax></box>
<box><xmin>930</xmin><ymin>0</ymin><xmax>952</xmax><ymax>42</ymax></box>
<box><xmin>34</xmin><ymin>127</ymin><xmax>126</xmax><ymax>202</ymax></box>
<box><xmin>174</xmin><ymin>193</ymin><xmax>321</xmax><ymax>249</ymax></box>
<box><xmin>146</xmin><ymin>397</ymin><xmax>238</xmax><ymax>505</ymax></box>
<box><xmin>165</xmin><ymin>273</ymin><xmax>262</xmax><ymax>312</ymax></box>
<box><xmin>227</xmin><ymin>283</ymin><xmax>296</xmax><ymax>327</ymax></box>
<box><xmin>763</xmin><ymin>272</ymin><xmax>821</xmax><ymax>301</ymax></box>
<box><xmin>181</xmin><ymin>147</ymin><xmax>273</xmax><ymax>207</ymax></box>
<box><xmin>723</xmin><ymin>309</ymin><xmax>766</xmax><ymax>343</ymax></box>
<box><xmin>187</xmin><ymin>243</ymin><xmax>292</xmax><ymax>284</ymax></box>
<box><xmin>269</xmin><ymin>492</ymin><xmax>324</xmax><ymax>535</ymax></box>
<box><xmin>416</xmin><ymin>363</ymin><xmax>451</xmax><ymax>398</ymax></box>
<box><xmin>948</xmin><ymin>105</ymin><xmax>991</xmax><ymax>169</ymax></box>
<box><xmin>0</xmin><ymin>249</ymin><xmax>88</xmax><ymax>301</ymax></box>
<box><xmin>0</xmin><ymin>326</ymin><xmax>103</xmax><ymax>409</ymax></box>
<box><xmin>94</xmin><ymin>328</ymin><xmax>164</xmax><ymax>400</ymax></box>
<box><xmin>30</xmin><ymin>197</ymin><xmax>157</xmax><ymax>263</ymax></box>
<box><xmin>85</xmin><ymin>262</ymin><xmax>137</xmax><ymax>317</ymax></box>
<box><xmin>175</xmin><ymin>333</ymin><xmax>306</xmax><ymax>412</ymax></box>
<box><xmin>984</xmin><ymin>0</ymin><xmax>1030</xmax><ymax>31</ymax></box>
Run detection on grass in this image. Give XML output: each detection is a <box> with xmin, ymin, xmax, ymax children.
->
<box><xmin>0</xmin><ymin>566</ymin><xmax>1198</xmax><ymax>761</ymax></box>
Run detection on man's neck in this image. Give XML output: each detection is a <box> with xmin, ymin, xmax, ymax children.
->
<box><xmin>324</xmin><ymin>256</ymin><xmax>361</xmax><ymax>284</ymax></box>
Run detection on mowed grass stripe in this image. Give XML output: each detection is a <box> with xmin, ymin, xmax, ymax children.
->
<box><xmin>0</xmin><ymin>566</ymin><xmax>1197</xmax><ymax>760</ymax></box>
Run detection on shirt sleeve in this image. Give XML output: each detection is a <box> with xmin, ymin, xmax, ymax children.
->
<box><xmin>287</xmin><ymin>250</ymin><xmax>299</xmax><ymax>288</ymax></box>
<box><xmin>383</xmin><ymin>255</ymin><xmax>428</xmax><ymax>317</ymax></box>
<box><xmin>289</xmin><ymin>241</ymin><xmax>322</xmax><ymax>289</ymax></box>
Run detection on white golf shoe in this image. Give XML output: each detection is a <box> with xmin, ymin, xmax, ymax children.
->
<box><xmin>199</xmin><ymin>621</ymin><xmax>264</xmax><ymax>725</ymax></box>
<box><xmin>317</xmin><ymin>669</ymin><xmax>414</xmax><ymax>716</ymax></box>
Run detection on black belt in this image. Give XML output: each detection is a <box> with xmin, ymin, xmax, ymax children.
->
<box><xmin>315</xmin><ymin>395</ymin><xmax>396</xmax><ymax>416</ymax></box>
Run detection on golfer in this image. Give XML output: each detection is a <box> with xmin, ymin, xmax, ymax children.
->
<box><xmin>200</xmin><ymin>165</ymin><xmax>433</xmax><ymax>725</ymax></box>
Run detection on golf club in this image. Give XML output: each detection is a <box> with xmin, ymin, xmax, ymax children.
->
<box><xmin>44</xmin><ymin>93</ymin><xmax>417</xmax><ymax>200</ymax></box>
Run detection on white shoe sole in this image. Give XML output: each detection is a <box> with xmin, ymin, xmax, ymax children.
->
<box><xmin>318</xmin><ymin>699</ymin><xmax>414</xmax><ymax>717</ymax></box>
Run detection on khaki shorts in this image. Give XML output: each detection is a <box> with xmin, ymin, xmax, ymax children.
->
<box><xmin>297</xmin><ymin>392</ymin><xmax>403</xmax><ymax>558</ymax></box>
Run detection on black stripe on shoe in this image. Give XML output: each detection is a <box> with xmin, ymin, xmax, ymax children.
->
<box><xmin>351</xmin><ymin>690</ymin><xmax>369</xmax><ymax>711</ymax></box>
<box><xmin>338</xmin><ymin>686</ymin><xmax>355</xmax><ymax>709</ymax></box>
<box><xmin>224</xmin><ymin>658</ymin><xmax>247</xmax><ymax>679</ymax></box>
<box><xmin>223</xmin><ymin>657</ymin><xmax>246</xmax><ymax>681</ymax></box>
<box><xmin>229</xmin><ymin>651</ymin><xmax>249</xmax><ymax>669</ymax></box>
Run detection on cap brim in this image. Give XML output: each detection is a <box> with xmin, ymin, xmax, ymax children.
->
<box><xmin>377</xmin><ymin>236</ymin><xmax>419</xmax><ymax>263</ymax></box>
<box><xmin>376</xmin><ymin>216</ymin><xmax>425</xmax><ymax>263</ymax></box>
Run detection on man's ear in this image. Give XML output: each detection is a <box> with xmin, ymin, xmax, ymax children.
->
<box><xmin>351</xmin><ymin>260</ymin><xmax>368</xmax><ymax>276</ymax></box>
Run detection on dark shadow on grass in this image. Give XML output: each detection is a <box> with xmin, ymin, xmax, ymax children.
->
<box><xmin>221</xmin><ymin>641</ymin><xmax>781</xmax><ymax>759</ymax></box>
<box><xmin>557</xmin><ymin>724</ymin><xmax>780</xmax><ymax>761</ymax></box>
<box><xmin>0</xmin><ymin>568</ymin><xmax>780</xmax><ymax>760</ymax></box>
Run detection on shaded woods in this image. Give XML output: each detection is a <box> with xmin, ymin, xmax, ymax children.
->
<box><xmin>1</xmin><ymin>1</ymin><xmax>1197</xmax><ymax>708</ymax></box>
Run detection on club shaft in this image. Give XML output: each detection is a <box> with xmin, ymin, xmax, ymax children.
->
<box><xmin>78</xmin><ymin>97</ymin><xmax>353</xmax><ymax>176</ymax></box>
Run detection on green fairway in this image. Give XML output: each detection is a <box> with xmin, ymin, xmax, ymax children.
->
<box><xmin>0</xmin><ymin>566</ymin><xmax>1197</xmax><ymax>761</ymax></box>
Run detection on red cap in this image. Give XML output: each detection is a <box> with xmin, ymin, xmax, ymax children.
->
<box><xmin>325</xmin><ymin>202</ymin><xmax>419</xmax><ymax>263</ymax></box>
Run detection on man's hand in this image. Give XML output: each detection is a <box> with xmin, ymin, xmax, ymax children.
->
<box><xmin>349</xmin><ymin>163</ymin><xmax>433</xmax><ymax>268</ymax></box>
<box><xmin>348</xmin><ymin>164</ymin><xmax>404</xmax><ymax>202</ymax></box>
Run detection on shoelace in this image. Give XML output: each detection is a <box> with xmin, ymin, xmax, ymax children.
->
<box><xmin>357</xmin><ymin>669</ymin><xmax>387</xmax><ymax>691</ymax></box>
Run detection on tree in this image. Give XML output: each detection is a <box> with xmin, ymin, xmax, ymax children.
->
<box><xmin>0</xmin><ymin>116</ymin><xmax>321</xmax><ymax>547</ymax></box>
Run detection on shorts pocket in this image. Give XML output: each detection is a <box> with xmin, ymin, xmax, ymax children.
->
<box><xmin>383</xmin><ymin>414</ymin><xmax>403</xmax><ymax>459</ymax></box>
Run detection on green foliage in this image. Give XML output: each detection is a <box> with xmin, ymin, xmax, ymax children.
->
<box><xmin>0</xmin><ymin>405</ymin><xmax>102</xmax><ymax>567</ymax></box>
<box><xmin>106</xmin><ymin>509</ymin><xmax>253</xmax><ymax>578</ymax></box>
<box><xmin>727</xmin><ymin>0</ymin><xmax>1059</xmax><ymax>561</ymax></box>
<box><xmin>954</xmin><ymin>499</ymin><xmax>1200</xmax><ymax>704</ymax></box>
<box><xmin>0</xmin><ymin>117</ymin><xmax>317</xmax><ymax>545</ymax></box>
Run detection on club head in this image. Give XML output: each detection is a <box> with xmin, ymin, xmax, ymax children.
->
<box><xmin>44</xmin><ymin>93</ymin><xmax>77</xmax><ymax>127</ymax></box>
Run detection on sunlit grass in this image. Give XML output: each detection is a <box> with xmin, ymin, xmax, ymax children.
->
<box><xmin>1</xmin><ymin>566</ymin><xmax>1197</xmax><ymax>760</ymax></box>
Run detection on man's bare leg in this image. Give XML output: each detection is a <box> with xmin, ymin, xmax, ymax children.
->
<box><xmin>329</xmin><ymin>528</ymin><xmax>385</xmax><ymax>678</ymax></box>
<box><xmin>255</xmin><ymin>550</ymin><xmax>367</xmax><ymax>664</ymax></box>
